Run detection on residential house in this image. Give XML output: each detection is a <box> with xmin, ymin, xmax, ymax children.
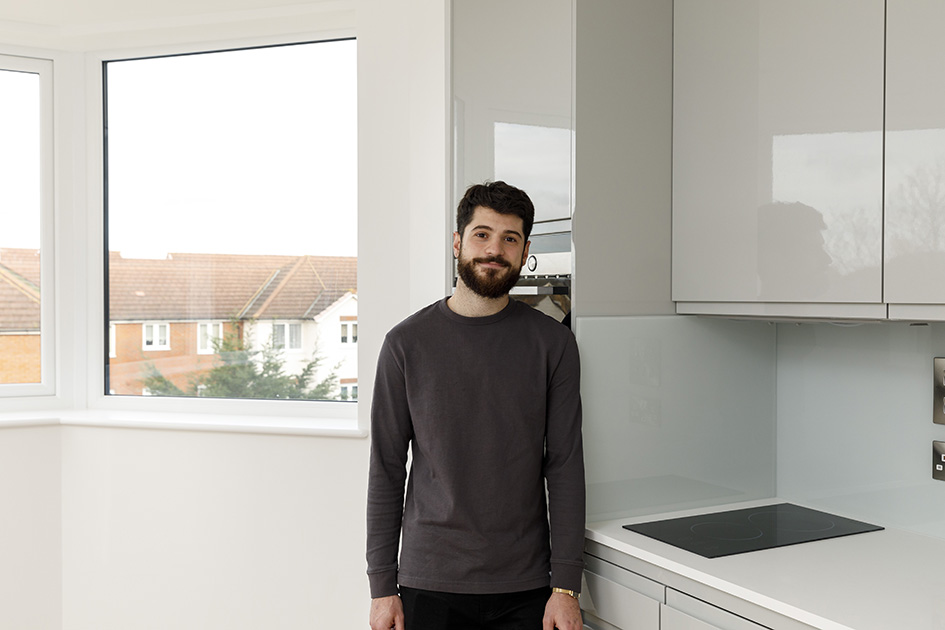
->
<box><xmin>105</xmin><ymin>251</ymin><xmax>357</xmax><ymax>397</ymax></box>
<box><xmin>0</xmin><ymin>248</ymin><xmax>41</xmax><ymax>384</ymax></box>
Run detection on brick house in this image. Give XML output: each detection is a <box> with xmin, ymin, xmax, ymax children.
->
<box><xmin>105</xmin><ymin>251</ymin><xmax>357</xmax><ymax>397</ymax></box>
<box><xmin>0</xmin><ymin>248</ymin><xmax>41</xmax><ymax>384</ymax></box>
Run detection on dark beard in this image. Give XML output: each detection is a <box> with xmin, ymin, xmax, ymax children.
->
<box><xmin>457</xmin><ymin>254</ymin><xmax>522</xmax><ymax>299</ymax></box>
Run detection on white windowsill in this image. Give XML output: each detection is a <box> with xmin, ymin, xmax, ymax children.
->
<box><xmin>0</xmin><ymin>409</ymin><xmax>366</xmax><ymax>437</ymax></box>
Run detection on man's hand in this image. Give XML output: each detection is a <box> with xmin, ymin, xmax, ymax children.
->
<box><xmin>542</xmin><ymin>591</ymin><xmax>582</xmax><ymax>630</ymax></box>
<box><xmin>370</xmin><ymin>595</ymin><xmax>405</xmax><ymax>630</ymax></box>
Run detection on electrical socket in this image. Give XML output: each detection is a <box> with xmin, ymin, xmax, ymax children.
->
<box><xmin>934</xmin><ymin>358</ymin><xmax>945</xmax><ymax>425</ymax></box>
<box><xmin>934</xmin><ymin>442</ymin><xmax>945</xmax><ymax>481</ymax></box>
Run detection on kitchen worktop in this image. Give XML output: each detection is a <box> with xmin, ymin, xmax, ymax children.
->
<box><xmin>586</xmin><ymin>499</ymin><xmax>945</xmax><ymax>630</ymax></box>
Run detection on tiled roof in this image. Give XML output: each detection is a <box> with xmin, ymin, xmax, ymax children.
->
<box><xmin>0</xmin><ymin>248</ymin><xmax>41</xmax><ymax>332</ymax></box>
<box><xmin>108</xmin><ymin>252</ymin><xmax>357</xmax><ymax>322</ymax></box>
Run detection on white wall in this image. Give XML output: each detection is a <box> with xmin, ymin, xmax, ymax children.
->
<box><xmin>0</xmin><ymin>426</ymin><xmax>61</xmax><ymax>629</ymax></box>
<box><xmin>60</xmin><ymin>427</ymin><xmax>369</xmax><ymax>629</ymax></box>
<box><xmin>0</xmin><ymin>0</ymin><xmax>450</xmax><ymax>628</ymax></box>
<box><xmin>777</xmin><ymin>321</ymin><xmax>945</xmax><ymax>539</ymax></box>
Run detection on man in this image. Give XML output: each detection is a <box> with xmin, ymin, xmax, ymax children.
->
<box><xmin>367</xmin><ymin>181</ymin><xmax>585</xmax><ymax>630</ymax></box>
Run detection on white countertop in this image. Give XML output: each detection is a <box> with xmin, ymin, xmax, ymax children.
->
<box><xmin>586</xmin><ymin>499</ymin><xmax>945</xmax><ymax>630</ymax></box>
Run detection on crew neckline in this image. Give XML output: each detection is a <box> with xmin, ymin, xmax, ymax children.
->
<box><xmin>437</xmin><ymin>296</ymin><xmax>518</xmax><ymax>325</ymax></box>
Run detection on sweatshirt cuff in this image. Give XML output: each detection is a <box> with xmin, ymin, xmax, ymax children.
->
<box><xmin>550</xmin><ymin>560</ymin><xmax>585</xmax><ymax>593</ymax></box>
<box><xmin>368</xmin><ymin>569</ymin><xmax>399</xmax><ymax>599</ymax></box>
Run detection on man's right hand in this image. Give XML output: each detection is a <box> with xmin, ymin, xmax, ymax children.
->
<box><xmin>369</xmin><ymin>595</ymin><xmax>405</xmax><ymax>630</ymax></box>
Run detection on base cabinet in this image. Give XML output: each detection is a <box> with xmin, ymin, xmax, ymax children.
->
<box><xmin>662</xmin><ymin>590</ymin><xmax>768</xmax><ymax>630</ymax></box>
<box><xmin>582</xmin><ymin>553</ymin><xmax>810</xmax><ymax>630</ymax></box>
<box><xmin>581</xmin><ymin>554</ymin><xmax>662</xmax><ymax>629</ymax></box>
<box><xmin>661</xmin><ymin>605</ymin><xmax>722</xmax><ymax>630</ymax></box>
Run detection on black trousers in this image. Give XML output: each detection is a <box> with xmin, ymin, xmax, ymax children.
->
<box><xmin>399</xmin><ymin>586</ymin><xmax>551</xmax><ymax>630</ymax></box>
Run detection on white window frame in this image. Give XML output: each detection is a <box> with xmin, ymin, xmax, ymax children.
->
<box><xmin>341</xmin><ymin>320</ymin><xmax>358</xmax><ymax>344</ymax></box>
<box><xmin>197</xmin><ymin>321</ymin><xmax>223</xmax><ymax>355</ymax></box>
<box><xmin>142</xmin><ymin>322</ymin><xmax>171</xmax><ymax>351</ymax></box>
<box><xmin>0</xmin><ymin>54</ymin><xmax>56</xmax><ymax>399</ymax></box>
<box><xmin>79</xmin><ymin>33</ymin><xmax>362</xmax><ymax>431</ymax></box>
<box><xmin>273</xmin><ymin>322</ymin><xmax>303</xmax><ymax>352</ymax></box>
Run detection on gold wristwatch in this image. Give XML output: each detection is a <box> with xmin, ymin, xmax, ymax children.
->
<box><xmin>552</xmin><ymin>587</ymin><xmax>580</xmax><ymax>600</ymax></box>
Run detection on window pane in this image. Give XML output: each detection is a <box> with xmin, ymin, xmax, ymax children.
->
<box><xmin>105</xmin><ymin>40</ymin><xmax>357</xmax><ymax>401</ymax></box>
<box><xmin>0</xmin><ymin>69</ymin><xmax>41</xmax><ymax>385</ymax></box>
<box><xmin>273</xmin><ymin>324</ymin><xmax>286</xmax><ymax>350</ymax></box>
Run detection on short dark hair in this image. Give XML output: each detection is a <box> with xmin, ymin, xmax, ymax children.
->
<box><xmin>456</xmin><ymin>181</ymin><xmax>535</xmax><ymax>241</ymax></box>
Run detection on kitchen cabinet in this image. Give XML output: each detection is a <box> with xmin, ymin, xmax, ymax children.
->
<box><xmin>661</xmin><ymin>606</ymin><xmax>721</xmax><ymax>630</ymax></box>
<box><xmin>662</xmin><ymin>590</ymin><xmax>768</xmax><ymax>630</ymax></box>
<box><xmin>453</xmin><ymin>0</ymin><xmax>674</xmax><ymax>318</ymax></box>
<box><xmin>581</xmin><ymin>553</ymin><xmax>662</xmax><ymax>629</ymax></box>
<box><xmin>572</xmin><ymin>0</ymin><xmax>674</xmax><ymax>317</ymax></box>
<box><xmin>884</xmin><ymin>0</ymin><xmax>945</xmax><ymax>319</ymax></box>
<box><xmin>672</xmin><ymin>0</ymin><xmax>886</xmax><ymax>319</ymax></box>
<box><xmin>584</xmin><ymin>537</ymin><xmax>823</xmax><ymax>630</ymax></box>
<box><xmin>451</xmin><ymin>0</ymin><xmax>572</xmax><ymax>227</ymax></box>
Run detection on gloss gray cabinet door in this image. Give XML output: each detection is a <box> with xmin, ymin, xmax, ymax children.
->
<box><xmin>661</xmin><ymin>605</ymin><xmax>724</xmax><ymax>630</ymax></box>
<box><xmin>581</xmin><ymin>554</ymin><xmax>662</xmax><ymax>630</ymax></box>
<box><xmin>884</xmin><ymin>0</ymin><xmax>945</xmax><ymax>317</ymax></box>
<box><xmin>451</xmin><ymin>0</ymin><xmax>572</xmax><ymax>226</ymax></box>
<box><xmin>672</xmin><ymin>0</ymin><xmax>884</xmax><ymax>313</ymax></box>
<box><xmin>572</xmin><ymin>0</ymin><xmax>674</xmax><ymax>317</ymax></box>
<box><xmin>663</xmin><ymin>592</ymin><xmax>767</xmax><ymax>630</ymax></box>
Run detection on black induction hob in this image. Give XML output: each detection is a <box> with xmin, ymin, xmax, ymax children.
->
<box><xmin>623</xmin><ymin>503</ymin><xmax>883</xmax><ymax>558</ymax></box>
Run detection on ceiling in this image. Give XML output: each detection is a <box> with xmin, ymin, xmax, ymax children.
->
<box><xmin>0</xmin><ymin>0</ymin><xmax>353</xmax><ymax>50</ymax></box>
<box><xmin>0</xmin><ymin>0</ymin><xmax>346</xmax><ymax>29</ymax></box>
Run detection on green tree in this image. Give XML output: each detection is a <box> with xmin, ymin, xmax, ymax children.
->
<box><xmin>140</xmin><ymin>321</ymin><xmax>340</xmax><ymax>400</ymax></box>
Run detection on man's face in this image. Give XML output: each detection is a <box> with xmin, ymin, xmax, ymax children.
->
<box><xmin>453</xmin><ymin>206</ymin><xmax>530</xmax><ymax>299</ymax></box>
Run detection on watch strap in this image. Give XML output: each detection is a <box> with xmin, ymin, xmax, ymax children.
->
<box><xmin>552</xmin><ymin>587</ymin><xmax>580</xmax><ymax>600</ymax></box>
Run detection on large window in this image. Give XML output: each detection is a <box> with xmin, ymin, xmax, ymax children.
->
<box><xmin>104</xmin><ymin>40</ymin><xmax>357</xmax><ymax>401</ymax></box>
<box><xmin>0</xmin><ymin>55</ymin><xmax>53</xmax><ymax>394</ymax></box>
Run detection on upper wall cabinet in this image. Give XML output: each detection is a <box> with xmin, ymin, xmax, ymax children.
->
<box><xmin>884</xmin><ymin>0</ymin><xmax>945</xmax><ymax>320</ymax></box>
<box><xmin>573</xmin><ymin>0</ymin><xmax>674</xmax><ymax>317</ymax></box>
<box><xmin>672</xmin><ymin>0</ymin><xmax>886</xmax><ymax>319</ymax></box>
<box><xmin>451</xmin><ymin>0</ymin><xmax>572</xmax><ymax>227</ymax></box>
<box><xmin>452</xmin><ymin>0</ymin><xmax>675</xmax><ymax>319</ymax></box>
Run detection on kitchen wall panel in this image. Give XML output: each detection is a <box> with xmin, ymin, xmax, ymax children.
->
<box><xmin>777</xmin><ymin>322</ymin><xmax>945</xmax><ymax>540</ymax></box>
<box><xmin>578</xmin><ymin>316</ymin><xmax>777</xmax><ymax>523</ymax></box>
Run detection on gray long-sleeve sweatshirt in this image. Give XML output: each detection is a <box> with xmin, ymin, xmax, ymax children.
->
<box><xmin>366</xmin><ymin>298</ymin><xmax>585</xmax><ymax>598</ymax></box>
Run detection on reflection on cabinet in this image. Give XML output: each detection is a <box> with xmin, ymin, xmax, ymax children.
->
<box><xmin>672</xmin><ymin>0</ymin><xmax>885</xmax><ymax>318</ymax></box>
<box><xmin>451</xmin><ymin>0</ymin><xmax>571</xmax><ymax>226</ymax></box>
<box><xmin>884</xmin><ymin>0</ymin><xmax>945</xmax><ymax>318</ymax></box>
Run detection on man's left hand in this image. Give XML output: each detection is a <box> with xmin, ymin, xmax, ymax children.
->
<box><xmin>542</xmin><ymin>591</ymin><xmax>582</xmax><ymax>630</ymax></box>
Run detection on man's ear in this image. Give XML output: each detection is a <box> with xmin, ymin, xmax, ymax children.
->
<box><xmin>521</xmin><ymin>240</ymin><xmax>531</xmax><ymax>265</ymax></box>
<box><xmin>452</xmin><ymin>231</ymin><xmax>462</xmax><ymax>258</ymax></box>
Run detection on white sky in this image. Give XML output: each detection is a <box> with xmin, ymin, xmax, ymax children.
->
<box><xmin>0</xmin><ymin>69</ymin><xmax>40</xmax><ymax>249</ymax></box>
<box><xmin>2</xmin><ymin>39</ymin><xmax>357</xmax><ymax>258</ymax></box>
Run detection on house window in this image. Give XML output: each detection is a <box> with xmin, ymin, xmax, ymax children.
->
<box><xmin>340</xmin><ymin>384</ymin><xmax>358</xmax><ymax>400</ymax></box>
<box><xmin>142</xmin><ymin>323</ymin><xmax>170</xmax><ymax>351</ymax></box>
<box><xmin>341</xmin><ymin>321</ymin><xmax>358</xmax><ymax>344</ymax></box>
<box><xmin>0</xmin><ymin>55</ymin><xmax>53</xmax><ymax>394</ymax></box>
<box><xmin>197</xmin><ymin>322</ymin><xmax>223</xmax><ymax>354</ymax></box>
<box><xmin>103</xmin><ymin>39</ymin><xmax>357</xmax><ymax>401</ymax></box>
<box><xmin>273</xmin><ymin>322</ymin><xmax>302</xmax><ymax>351</ymax></box>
